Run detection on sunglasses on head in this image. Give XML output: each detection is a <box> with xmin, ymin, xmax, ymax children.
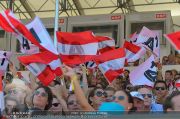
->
<box><xmin>52</xmin><ymin>103</ymin><xmax>60</xmax><ymax>107</ymax></box>
<box><xmin>155</xmin><ymin>87</ymin><xmax>166</xmax><ymax>91</ymax></box>
<box><xmin>95</xmin><ymin>91</ymin><xmax>107</xmax><ymax>97</ymax></box>
<box><xmin>34</xmin><ymin>90</ymin><xmax>48</xmax><ymax>97</ymax></box>
<box><xmin>111</xmin><ymin>95</ymin><xmax>125</xmax><ymax>101</ymax></box>
<box><xmin>141</xmin><ymin>94</ymin><xmax>152</xmax><ymax>98</ymax></box>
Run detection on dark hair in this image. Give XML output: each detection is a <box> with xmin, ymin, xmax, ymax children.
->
<box><xmin>163</xmin><ymin>91</ymin><xmax>180</xmax><ymax>113</ymax></box>
<box><xmin>88</xmin><ymin>87</ymin><xmax>103</xmax><ymax>105</ymax></box>
<box><xmin>165</xmin><ymin>70</ymin><xmax>173</xmax><ymax>76</ymax></box>
<box><xmin>32</xmin><ymin>85</ymin><xmax>53</xmax><ymax>110</ymax></box>
<box><xmin>124</xmin><ymin>69</ymin><xmax>130</xmax><ymax>73</ymax></box>
<box><xmin>154</xmin><ymin>80</ymin><xmax>168</xmax><ymax>89</ymax></box>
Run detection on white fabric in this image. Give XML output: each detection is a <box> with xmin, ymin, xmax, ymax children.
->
<box><xmin>130</xmin><ymin>55</ymin><xmax>157</xmax><ymax>87</ymax></box>
<box><xmin>98</xmin><ymin>57</ymin><xmax>125</xmax><ymax>74</ymax></box>
<box><xmin>57</xmin><ymin>42</ymin><xmax>98</xmax><ymax>55</ymax></box>
<box><xmin>26</xmin><ymin>63</ymin><xmax>46</xmax><ymax>76</ymax></box>
<box><xmin>26</xmin><ymin>17</ymin><xmax>58</xmax><ymax>55</ymax></box>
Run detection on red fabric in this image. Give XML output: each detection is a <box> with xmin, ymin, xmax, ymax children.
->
<box><xmin>57</xmin><ymin>31</ymin><xmax>98</xmax><ymax>45</ymax></box>
<box><xmin>105</xmin><ymin>69</ymin><xmax>124</xmax><ymax>83</ymax></box>
<box><xmin>4</xmin><ymin>9</ymin><xmax>45</xmax><ymax>51</ymax></box>
<box><xmin>94</xmin><ymin>48</ymin><xmax>125</xmax><ymax>83</ymax></box>
<box><xmin>94</xmin><ymin>48</ymin><xmax>125</xmax><ymax>65</ymax></box>
<box><xmin>176</xmin><ymin>83</ymin><xmax>180</xmax><ymax>87</ymax></box>
<box><xmin>0</xmin><ymin>13</ymin><xmax>15</xmax><ymax>32</ymax></box>
<box><xmin>123</xmin><ymin>41</ymin><xmax>141</xmax><ymax>54</ymax></box>
<box><xmin>165</xmin><ymin>31</ymin><xmax>180</xmax><ymax>51</ymax></box>
<box><xmin>18</xmin><ymin>51</ymin><xmax>62</xmax><ymax>86</ymax></box>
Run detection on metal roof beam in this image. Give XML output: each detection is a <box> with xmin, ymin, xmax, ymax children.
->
<box><xmin>19</xmin><ymin>0</ymin><xmax>35</xmax><ymax>19</ymax></box>
<box><xmin>72</xmin><ymin>0</ymin><xmax>85</xmax><ymax>15</ymax></box>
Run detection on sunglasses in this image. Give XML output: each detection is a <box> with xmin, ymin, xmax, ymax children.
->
<box><xmin>67</xmin><ymin>100</ymin><xmax>78</xmax><ymax>105</ymax></box>
<box><xmin>155</xmin><ymin>87</ymin><xmax>166</xmax><ymax>91</ymax></box>
<box><xmin>95</xmin><ymin>91</ymin><xmax>107</xmax><ymax>97</ymax></box>
<box><xmin>34</xmin><ymin>91</ymin><xmax>48</xmax><ymax>97</ymax></box>
<box><xmin>8</xmin><ymin>90</ymin><xmax>18</xmax><ymax>94</ymax></box>
<box><xmin>141</xmin><ymin>94</ymin><xmax>152</xmax><ymax>98</ymax></box>
<box><xmin>111</xmin><ymin>95</ymin><xmax>125</xmax><ymax>101</ymax></box>
<box><xmin>52</xmin><ymin>103</ymin><xmax>60</xmax><ymax>107</ymax></box>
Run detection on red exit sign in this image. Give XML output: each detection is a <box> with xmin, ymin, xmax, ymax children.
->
<box><xmin>155</xmin><ymin>13</ymin><xmax>167</xmax><ymax>19</ymax></box>
<box><xmin>111</xmin><ymin>15</ymin><xmax>121</xmax><ymax>20</ymax></box>
<box><xmin>59</xmin><ymin>19</ymin><xmax>64</xmax><ymax>24</ymax></box>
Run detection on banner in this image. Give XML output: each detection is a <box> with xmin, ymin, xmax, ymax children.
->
<box><xmin>130</xmin><ymin>55</ymin><xmax>157</xmax><ymax>87</ymax></box>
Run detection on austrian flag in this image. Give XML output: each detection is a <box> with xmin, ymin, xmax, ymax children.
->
<box><xmin>123</xmin><ymin>41</ymin><xmax>146</xmax><ymax>63</ymax></box>
<box><xmin>57</xmin><ymin>31</ymin><xmax>98</xmax><ymax>65</ymax></box>
<box><xmin>95</xmin><ymin>36</ymin><xmax>115</xmax><ymax>54</ymax></box>
<box><xmin>94</xmin><ymin>48</ymin><xmax>125</xmax><ymax>83</ymax></box>
<box><xmin>18</xmin><ymin>51</ymin><xmax>62</xmax><ymax>86</ymax></box>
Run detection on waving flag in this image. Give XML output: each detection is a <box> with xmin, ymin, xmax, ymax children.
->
<box><xmin>94</xmin><ymin>48</ymin><xmax>125</xmax><ymax>83</ymax></box>
<box><xmin>164</xmin><ymin>31</ymin><xmax>180</xmax><ymax>53</ymax></box>
<box><xmin>130</xmin><ymin>55</ymin><xmax>157</xmax><ymax>87</ymax></box>
<box><xmin>0</xmin><ymin>73</ymin><xmax>5</xmax><ymax>114</ymax></box>
<box><xmin>132</xmin><ymin>27</ymin><xmax>160</xmax><ymax>58</ymax></box>
<box><xmin>123</xmin><ymin>41</ymin><xmax>146</xmax><ymax>63</ymax></box>
<box><xmin>0</xmin><ymin>51</ymin><xmax>12</xmax><ymax>75</ymax></box>
<box><xmin>18</xmin><ymin>51</ymin><xmax>62</xmax><ymax>86</ymax></box>
<box><xmin>25</xmin><ymin>16</ymin><xmax>58</xmax><ymax>55</ymax></box>
<box><xmin>0</xmin><ymin>11</ymin><xmax>15</xmax><ymax>32</ymax></box>
<box><xmin>1</xmin><ymin>10</ymin><xmax>44</xmax><ymax>49</ymax></box>
<box><xmin>57</xmin><ymin>31</ymin><xmax>98</xmax><ymax>65</ymax></box>
<box><xmin>0</xmin><ymin>9</ymin><xmax>57</xmax><ymax>54</ymax></box>
<box><xmin>96</xmin><ymin>36</ymin><xmax>115</xmax><ymax>54</ymax></box>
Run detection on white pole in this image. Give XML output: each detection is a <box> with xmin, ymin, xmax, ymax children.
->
<box><xmin>54</xmin><ymin>0</ymin><xmax>59</xmax><ymax>49</ymax></box>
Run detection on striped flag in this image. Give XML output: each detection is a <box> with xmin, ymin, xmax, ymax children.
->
<box><xmin>94</xmin><ymin>48</ymin><xmax>125</xmax><ymax>83</ymax></box>
<box><xmin>57</xmin><ymin>31</ymin><xmax>98</xmax><ymax>65</ymax></box>
<box><xmin>164</xmin><ymin>31</ymin><xmax>180</xmax><ymax>53</ymax></box>
<box><xmin>96</xmin><ymin>36</ymin><xmax>115</xmax><ymax>54</ymax></box>
<box><xmin>123</xmin><ymin>41</ymin><xmax>146</xmax><ymax>63</ymax></box>
<box><xmin>18</xmin><ymin>51</ymin><xmax>62</xmax><ymax>86</ymax></box>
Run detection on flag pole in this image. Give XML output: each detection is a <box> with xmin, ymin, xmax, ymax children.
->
<box><xmin>54</xmin><ymin>0</ymin><xmax>59</xmax><ymax>50</ymax></box>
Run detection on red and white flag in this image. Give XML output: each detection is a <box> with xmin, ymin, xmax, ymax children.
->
<box><xmin>94</xmin><ymin>48</ymin><xmax>125</xmax><ymax>83</ymax></box>
<box><xmin>57</xmin><ymin>31</ymin><xmax>98</xmax><ymax>65</ymax></box>
<box><xmin>18</xmin><ymin>51</ymin><xmax>62</xmax><ymax>86</ymax></box>
<box><xmin>95</xmin><ymin>36</ymin><xmax>115</xmax><ymax>54</ymax></box>
<box><xmin>130</xmin><ymin>55</ymin><xmax>157</xmax><ymax>87</ymax></box>
<box><xmin>0</xmin><ymin>72</ymin><xmax>5</xmax><ymax>113</ymax></box>
<box><xmin>134</xmin><ymin>27</ymin><xmax>160</xmax><ymax>58</ymax></box>
<box><xmin>123</xmin><ymin>41</ymin><xmax>146</xmax><ymax>63</ymax></box>
<box><xmin>0</xmin><ymin>11</ymin><xmax>15</xmax><ymax>32</ymax></box>
<box><xmin>0</xmin><ymin>51</ymin><xmax>13</xmax><ymax>75</ymax></box>
<box><xmin>164</xmin><ymin>31</ymin><xmax>180</xmax><ymax>53</ymax></box>
<box><xmin>0</xmin><ymin>10</ymin><xmax>44</xmax><ymax>50</ymax></box>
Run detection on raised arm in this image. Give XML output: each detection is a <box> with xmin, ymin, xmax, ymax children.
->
<box><xmin>62</xmin><ymin>65</ymin><xmax>94</xmax><ymax>111</ymax></box>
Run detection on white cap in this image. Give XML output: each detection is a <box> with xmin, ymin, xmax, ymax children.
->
<box><xmin>130</xmin><ymin>91</ymin><xmax>144</xmax><ymax>101</ymax></box>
